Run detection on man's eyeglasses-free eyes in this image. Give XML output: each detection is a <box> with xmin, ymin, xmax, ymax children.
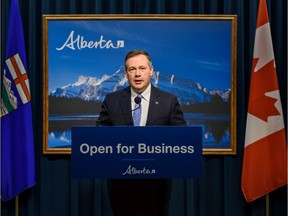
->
<box><xmin>127</xmin><ymin>66</ymin><xmax>149</xmax><ymax>73</ymax></box>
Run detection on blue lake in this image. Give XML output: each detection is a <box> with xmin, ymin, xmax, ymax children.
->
<box><xmin>48</xmin><ymin>113</ymin><xmax>231</xmax><ymax>149</ymax></box>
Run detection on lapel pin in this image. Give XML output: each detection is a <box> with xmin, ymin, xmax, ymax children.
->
<box><xmin>155</xmin><ymin>101</ymin><xmax>159</xmax><ymax>105</ymax></box>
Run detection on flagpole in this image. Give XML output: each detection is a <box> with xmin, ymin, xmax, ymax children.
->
<box><xmin>15</xmin><ymin>196</ymin><xmax>19</xmax><ymax>216</ymax></box>
<box><xmin>266</xmin><ymin>194</ymin><xmax>270</xmax><ymax>216</ymax></box>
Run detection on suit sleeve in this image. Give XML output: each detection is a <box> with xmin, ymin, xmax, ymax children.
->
<box><xmin>97</xmin><ymin>95</ymin><xmax>112</xmax><ymax>126</ymax></box>
<box><xmin>170</xmin><ymin>95</ymin><xmax>187</xmax><ymax>126</ymax></box>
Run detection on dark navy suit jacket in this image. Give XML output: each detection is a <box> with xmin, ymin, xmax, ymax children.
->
<box><xmin>98</xmin><ymin>85</ymin><xmax>186</xmax><ymax>126</ymax></box>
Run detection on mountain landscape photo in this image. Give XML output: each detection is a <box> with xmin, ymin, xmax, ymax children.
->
<box><xmin>49</xmin><ymin>66</ymin><xmax>231</xmax><ymax>115</ymax></box>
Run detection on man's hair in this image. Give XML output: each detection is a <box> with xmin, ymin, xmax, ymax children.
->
<box><xmin>125</xmin><ymin>50</ymin><xmax>152</xmax><ymax>70</ymax></box>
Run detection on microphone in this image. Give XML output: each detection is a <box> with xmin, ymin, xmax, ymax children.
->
<box><xmin>96</xmin><ymin>96</ymin><xmax>142</xmax><ymax>126</ymax></box>
<box><xmin>134</xmin><ymin>95</ymin><xmax>142</xmax><ymax>105</ymax></box>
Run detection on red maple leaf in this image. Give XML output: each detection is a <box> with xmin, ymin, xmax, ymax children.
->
<box><xmin>248</xmin><ymin>59</ymin><xmax>280</xmax><ymax>122</ymax></box>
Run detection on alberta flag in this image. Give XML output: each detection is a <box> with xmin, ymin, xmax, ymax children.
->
<box><xmin>241</xmin><ymin>0</ymin><xmax>287</xmax><ymax>202</ymax></box>
<box><xmin>1</xmin><ymin>0</ymin><xmax>36</xmax><ymax>201</ymax></box>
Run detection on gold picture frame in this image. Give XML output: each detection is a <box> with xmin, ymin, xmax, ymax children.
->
<box><xmin>43</xmin><ymin>14</ymin><xmax>237</xmax><ymax>155</ymax></box>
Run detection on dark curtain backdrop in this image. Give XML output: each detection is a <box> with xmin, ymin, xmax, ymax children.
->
<box><xmin>1</xmin><ymin>0</ymin><xmax>287</xmax><ymax>216</ymax></box>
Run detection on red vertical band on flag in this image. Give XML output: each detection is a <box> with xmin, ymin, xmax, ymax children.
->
<box><xmin>241</xmin><ymin>0</ymin><xmax>287</xmax><ymax>202</ymax></box>
<box><xmin>10</xmin><ymin>55</ymin><xmax>31</xmax><ymax>102</ymax></box>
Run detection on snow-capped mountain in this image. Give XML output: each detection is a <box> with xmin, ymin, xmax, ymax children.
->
<box><xmin>49</xmin><ymin>66</ymin><xmax>230</xmax><ymax>106</ymax></box>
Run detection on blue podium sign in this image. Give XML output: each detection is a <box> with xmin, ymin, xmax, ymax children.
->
<box><xmin>71</xmin><ymin>126</ymin><xmax>202</xmax><ymax>179</ymax></box>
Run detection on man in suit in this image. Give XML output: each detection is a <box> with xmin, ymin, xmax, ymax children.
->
<box><xmin>98</xmin><ymin>50</ymin><xmax>186</xmax><ymax>215</ymax></box>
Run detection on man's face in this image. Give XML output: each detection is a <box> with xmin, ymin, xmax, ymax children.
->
<box><xmin>125</xmin><ymin>54</ymin><xmax>153</xmax><ymax>94</ymax></box>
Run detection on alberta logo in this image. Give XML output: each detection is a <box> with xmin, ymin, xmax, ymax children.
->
<box><xmin>1</xmin><ymin>53</ymin><xmax>31</xmax><ymax>117</ymax></box>
<box><xmin>56</xmin><ymin>31</ymin><xmax>125</xmax><ymax>51</ymax></box>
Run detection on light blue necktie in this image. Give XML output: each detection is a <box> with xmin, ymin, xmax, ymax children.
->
<box><xmin>133</xmin><ymin>95</ymin><xmax>142</xmax><ymax>126</ymax></box>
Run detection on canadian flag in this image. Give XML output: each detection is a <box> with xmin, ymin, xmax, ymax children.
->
<box><xmin>241</xmin><ymin>0</ymin><xmax>287</xmax><ymax>202</ymax></box>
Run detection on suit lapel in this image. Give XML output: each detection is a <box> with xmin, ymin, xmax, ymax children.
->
<box><xmin>146</xmin><ymin>86</ymin><xmax>161</xmax><ymax>126</ymax></box>
<box><xmin>120</xmin><ymin>87</ymin><xmax>133</xmax><ymax>125</ymax></box>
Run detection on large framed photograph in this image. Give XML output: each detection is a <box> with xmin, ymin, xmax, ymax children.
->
<box><xmin>43</xmin><ymin>15</ymin><xmax>237</xmax><ymax>155</ymax></box>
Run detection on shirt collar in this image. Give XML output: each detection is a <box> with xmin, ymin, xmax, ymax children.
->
<box><xmin>131</xmin><ymin>83</ymin><xmax>151</xmax><ymax>102</ymax></box>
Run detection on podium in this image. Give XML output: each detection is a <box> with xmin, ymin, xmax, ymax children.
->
<box><xmin>71</xmin><ymin>126</ymin><xmax>202</xmax><ymax>179</ymax></box>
